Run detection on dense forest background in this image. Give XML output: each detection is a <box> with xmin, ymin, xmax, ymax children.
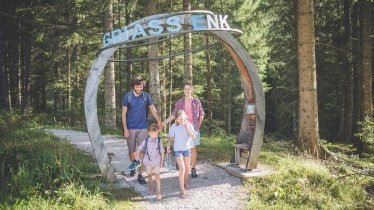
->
<box><xmin>0</xmin><ymin>0</ymin><xmax>373</xmax><ymax>154</ymax></box>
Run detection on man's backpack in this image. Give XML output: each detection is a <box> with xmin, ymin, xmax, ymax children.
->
<box><xmin>143</xmin><ymin>136</ymin><xmax>162</xmax><ymax>162</ymax></box>
<box><xmin>127</xmin><ymin>91</ymin><xmax>150</xmax><ymax>108</ymax></box>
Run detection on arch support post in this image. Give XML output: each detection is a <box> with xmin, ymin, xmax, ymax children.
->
<box><xmin>84</xmin><ymin>47</ymin><xmax>117</xmax><ymax>182</ymax></box>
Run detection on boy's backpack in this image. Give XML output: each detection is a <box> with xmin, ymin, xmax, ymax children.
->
<box><xmin>143</xmin><ymin>136</ymin><xmax>162</xmax><ymax>161</ymax></box>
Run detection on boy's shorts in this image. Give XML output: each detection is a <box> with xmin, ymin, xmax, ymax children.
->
<box><xmin>193</xmin><ymin>131</ymin><xmax>201</xmax><ymax>146</ymax></box>
<box><xmin>146</xmin><ymin>165</ymin><xmax>160</xmax><ymax>175</ymax></box>
<box><xmin>126</xmin><ymin>129</ymin><xmax>148</xmax><ymax>154</ymax></box>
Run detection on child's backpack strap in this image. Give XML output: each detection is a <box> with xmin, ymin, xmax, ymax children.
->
<box><xmin>157</xmin><ymin>136</ymin><xmax>161</xmax><ymax>155</ymax></box>
<box><xmin>143</xmin><ymin>136</ymin><xmax>151</xmax><ymax>162</ymax></box>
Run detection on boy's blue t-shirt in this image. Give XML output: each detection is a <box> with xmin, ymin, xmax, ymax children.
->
<box><xmin>122</xmin><ymin>91</ymin><xmax>153</xmax><ymax>129</ymax></box>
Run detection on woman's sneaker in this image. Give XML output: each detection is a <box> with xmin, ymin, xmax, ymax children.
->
<box><xmin>191</xmin><ymin>168</ymin><xmax>197</xmax><ymax>178</ymax></box>
<box><xmin>128</xmin><ymin>160</ymin><xmax>141</xmax><ymax>170</ymax></box>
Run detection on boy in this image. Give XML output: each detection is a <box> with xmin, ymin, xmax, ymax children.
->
<box><xmin>129</xmin><ymin>123</ymin><xmax>164</xmax><ymax>200</ymax></box>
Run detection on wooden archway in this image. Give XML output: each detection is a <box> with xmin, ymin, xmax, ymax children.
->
<box><xmin>84</xmin><ymin>12</ymin><xmax>265</xmax><ymax>181</ymax></box>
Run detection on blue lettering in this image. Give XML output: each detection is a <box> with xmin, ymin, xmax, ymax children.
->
<box><xmin>166</xmin><ymin>16</ymin><xmax>182</xmax><ymax>32</ymax></box>
<box><xmin>111</xmin><ymin>29</ymin><xmax>122</xmax><ymax>44</ymax></box>
<box><xmin>191</xmin><ymin>15</ymin><xmax>206</xmax><ymax>30</ymax></box>
<box><xmin>122</xmin><ymin>26</ymin><xmax>129</xmax><ymax>41</ymax></box>
<box><xmin>103</xmin><ymin>32</ymin><xmax>112</xmax><ymax>47</ymax></box>
<box><xmin>131</xmin><ymin>23</ymin><xmax>148</xmax><ymax>40</ymax></box>
<box><xmin>148</xmin><ymin>19</ymin><xmax>164</xmax><ymax>35</ymax></box>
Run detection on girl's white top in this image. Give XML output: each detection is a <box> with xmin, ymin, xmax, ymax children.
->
<box><xmin>168</xmin><ymin>122</ymin><xmax>196</xmax><ymax>151</ymax></box>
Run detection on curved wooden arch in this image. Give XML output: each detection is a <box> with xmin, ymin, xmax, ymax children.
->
<box><xmin>84</xmin><ymin>18</ymin><xmax>265</xmax><ymax>182</ymax></box>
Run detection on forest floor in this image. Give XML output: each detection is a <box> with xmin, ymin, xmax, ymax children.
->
<box><xmin>47</xmin><ymin>129</ymin><xmax>248</xmax><ymax>210</ymax></box>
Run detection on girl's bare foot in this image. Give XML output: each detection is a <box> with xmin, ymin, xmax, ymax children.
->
<box><xmin>157</xmin><ymin>193</ymin><xmax>162</xmax><ymax>201</ymax></box>
<box><xmin>180</xmin><ymin>191</ymin><xmax>186</xmax><ymax>199</ymax></box>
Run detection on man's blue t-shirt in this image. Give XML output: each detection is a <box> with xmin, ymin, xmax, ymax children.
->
<box><xmin>122</xmin><ymin>91</ymin><xmax>153</xmax><ymax>129</ymax></box>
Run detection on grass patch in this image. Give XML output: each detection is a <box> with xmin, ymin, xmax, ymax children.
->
<box><xmin>0</xmin><ymin>112</ymin><xmax>139</xmax><ymax>209</ymax></box>
<box><xmin>198</xmin><ymin>133</ymin><xmax>373</xmax><ymax>209</ymax></box>
<box><xmin>199</xmin><ymin>134</ymin><xmax>236</xmax><ymax>163</ymax></box>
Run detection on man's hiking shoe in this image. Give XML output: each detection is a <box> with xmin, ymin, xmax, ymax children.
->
<box><xmin>128</xmin><ymin>160</ymin><xmax>141</xmax><ymax>170</ymax></box>
<box><xmin>191</xmin><ymin>168</ymin><xmax>197</xmax><ymax>178</ymax></box>
<box><xmin>138</xmin><ymin>174</ymin><xmax>147</xmax><ymax>185</ymax></box>
<box><xmin>129</xmin><ymin>169</ymin><xmax>136</xmax><ymax>177</ymax></box>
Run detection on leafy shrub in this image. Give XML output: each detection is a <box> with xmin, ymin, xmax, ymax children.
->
<box><xmin>355</xmin><ymin>116</ymin><xmax>374</xmax><ymax>153</ymax></box>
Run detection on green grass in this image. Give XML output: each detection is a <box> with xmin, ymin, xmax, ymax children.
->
<box><xmin>2</xmin><ymin>112</ymin><xmax>373</xmax><ymax>209</ymax></box>
<box><xmin>199</xmin><ymin>133</ymin><xmax>374</xmax><ymax>209</ymax></box>
<box><xmin>0</xmin><ymin>112</ymin><xmax>141</xmax><ymax>209</ymax></box>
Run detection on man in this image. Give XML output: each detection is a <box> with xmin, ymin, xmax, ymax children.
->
<box><xmin>163</xmin><ymin>83</ymin><xmax>204</xmax><ymax>178</ymax></box>
<box><xmin>122</xmin><ymin>76</ymin><xmax>163</xmax><ymax>184</ymax></box>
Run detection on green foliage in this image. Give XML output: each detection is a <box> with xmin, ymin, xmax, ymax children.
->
<box><xmin>199</xmin><ymin>133</ymin><xmax>236</xmax><ymax>163</ymax></box>
<box><xmin>355</xmin><ymin>116</ymin><xmax>374</xmax><ymax>153</ymax></box>
<box><xmin>0</xmin><ymin>113</ymin><xmax>138</xmax><ymax>209</ymax></box>
<box><xmin>245</xmin><ymin>137</ymin><xmax>373</xmax><ymax>209</ymax></box>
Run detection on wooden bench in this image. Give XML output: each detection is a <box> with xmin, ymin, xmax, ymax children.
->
<box><xmin>233</xmin><ymin>143</ymin><xmax>251</xmax><ymax>169</ymax></box>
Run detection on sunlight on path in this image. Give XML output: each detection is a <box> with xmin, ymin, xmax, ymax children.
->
<box><xmin>47</xmin><ymin>129</ymin><xmax>248</xmax><ymax>210</ymax></box>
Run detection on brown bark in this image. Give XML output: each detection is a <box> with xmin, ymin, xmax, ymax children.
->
<box><xmin>21</xmin><ymin>32</ymin><xmax>31</xmax><ymax>113</ymax></box>
<box><xmin>0</xmin><ymin>30</ymin><xmax>10</xmax><ymax>110</ymax></box>
<box><xmin>297</xmin><ymin>0</ymin><xmax>320</xmax><ymax>157</ymax></box>
<box><xmin>204</xmin><ymin>35</ymin><xmax>213</xmax><ymax>135</ymax></box>
<box><xmin>147</xmin><ymin>0</ymin><xmax>161</xmax><ymax>117</ymax></box>
<box><xmin>361</xmin><ymin>0</ymin><xmax>372</xmax><ymax>119</ymax></box>
<box><xmin>342</xmin><ymin>0</ymin><xmax>353</xmax><ymax>141</ymax></box>
<box><xmin>183</xmin><ymin>0</ymin><xmax>192</xmax><ymax>84</ymax></box>
<box><xmin>104</xmin><ymin>0</ymin><xmax>116</xmax><ymax>129</ymax></box>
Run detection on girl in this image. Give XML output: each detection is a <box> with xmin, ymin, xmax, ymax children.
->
<box><xmin>167</xmin><ymin>110</ymin><xmax>196</xmax><ymax>199</ymax></box>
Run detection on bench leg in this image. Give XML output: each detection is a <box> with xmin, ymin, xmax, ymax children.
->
<box><xmin>235</xmin><ymin>148</ymin><xmax>239</xmax><ymax>164</ymax></box>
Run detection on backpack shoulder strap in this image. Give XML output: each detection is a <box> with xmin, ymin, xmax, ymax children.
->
<box><xmin>157</xmin><ymin>136</ymin><xmax>161</xmax><ymax>154</ymax></box>
<box><xmin>142</xmin><ymin>92</ymin><xmax>149</xmax><ymax>106</ymax></box>
<box><xmin>127</xmin><ymin>91</ymin><xmax>132</xmax><ymax>106</ymax></box>
<box><xmin>144</xmin><ymin>136</ymin><xmax>151</xmax><ymax>161</ymax></box>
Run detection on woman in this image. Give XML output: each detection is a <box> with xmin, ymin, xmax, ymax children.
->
<box><xmin>163</xmin><ymin>83</ymin><xmax>204</xmax><ymax>178</ymax></box>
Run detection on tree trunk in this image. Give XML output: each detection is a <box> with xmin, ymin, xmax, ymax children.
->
<box><xmin>124</xmin><ymin>0</ymin><xmax>133</xmax><ymax>89</ymax></box>
<box><xmin>183</xmin><ymin>0</ymin><xmax>192</xmax><ymax>84</ymax></box>
<box><xmin>205</xmin><ymin>35</ymin><xmax>213</xmax><ymax>135</ymax></box>
<box><xmin>21</xmin><ymin>32</ymin><xmax>31</xmax><ymax>113</ymax></box>
<box><xmin>342</xmin><ymin>0</ymin><xmax>353</xmax><ymax>142</ymax></box>
<box><xmin>54</xmin><ymin>62</ymin><xmax>62</xmax><ymax>114</ymax></box>
<box><xmin>168</xmin><ymin>38</ymin><xmax>173</xmax><ymax>132</ymax></box>
<box><xmin>361</xmin><ymin>0</ymin><xmax>372</xmax><ymax>119</ymax></box>
<box><xmin>104</xmin><ymin>0</ymin><xmax>116</xmax><ymax>129</ymax></box>
<box><xmin>226</xmin><ymin>66</ymin><xmax>232</xmax><ymax>134</ymax></box>
<box><xmin>352</xmin><ymin>1</ymin><xmax>363</xmax><ymax>151</ymax></box>
<box><xmin>147</xmin><ymin>0</ymin><xmax>161</xmax><ymax>118</ymax></box>
<box><xmin>0</xmin><ymin>30</ymin><xmax>10</xmax><ymax>110</ymax></box>
<box><xmin>161</xmin><ymin>42</ymin><xmax>167</xmax><ymax>124</ymax></box>
<box><xmin>297</xmin><ymin>0</ymin><xmax>320</xmax><ymax>157</ymax></box>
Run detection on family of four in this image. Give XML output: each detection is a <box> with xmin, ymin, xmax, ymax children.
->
<box><xmin>122</xmin><ymin>76</ymin><xmax>204</xmax><ymax>200</ymax></box>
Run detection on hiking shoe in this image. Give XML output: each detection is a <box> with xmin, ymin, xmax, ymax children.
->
<box><xmin>128</xmin><ymin>160</ymin><xmax>141</xmax><ymax>170</ymax></box>
<box><xmin>191</xmin><ymin>168</ymin><xmax>197</xmax><ymax>178</ymax></box>
<box><xmin>138</xmin><ymin>174</ymin><xmax>147</xmax><ymax>185</ymax></box>
<box><xmin>129</xmin><ymin>169</ymin><xmax>136</xmax><ymax>177</ymax></box>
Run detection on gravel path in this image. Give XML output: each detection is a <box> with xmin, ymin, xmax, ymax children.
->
<box><xmin>46</xmin><ymin>129</ymin><xmax>248</xmax><ymax>210</ymax></box>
